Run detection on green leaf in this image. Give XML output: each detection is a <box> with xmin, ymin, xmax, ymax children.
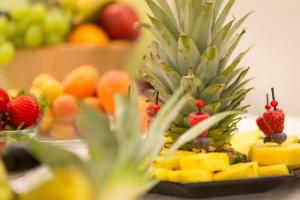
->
<box><xmin>149</xmin><ymin>41</ymin><xmax>173</xmax><ymax>67</ymax></box>
<box><xmin>146</xmin><ymin>0</ymin><xmax>179</xmax><ymax>39</ymax></box>
<box><xmin>177</xmin><ymin>34</ymin><xmax>201</xmax><ymax>75</ymax></box>
<box><xmin>191</xmin><ymin>0</ymin><xmax>214</xmax><ymax>52</ymax></box>
<box><xmin>76</xmin><ymin>103</ymin><xmax>116</xmax><ymax>165</ymax></box>
<box><xmin>213</xmin><ymin>0</ymin><xmax>223</xmax><ymax>20</ymax></box>
<box><xmin>212</xmin><ymin>0</ymin><xmax>235</xmax><ymax>37</ymax></box>
<box><xmin>113</xmin><ymin>89</ymin><xmax>144</xmax><ymax>166</ymax></box>
<box><xmin>166</xmin><ymin>111</ymin><xmax>235</xmax><ymax>157</ymax></box>
<box><xmin>211</xmin><ymin>20</ymin><xmax>234</xmax><ymax>54</ymax></box>
<box><xmin>140</xmin><ymin>88</ymin><xmax>187</xmax><ymax>165</ymax></box>
<box><xmin>200</xmin><ymin>84</ymin><xmax>225</xmax><ymax>104</ymax></box>
<box><xmin>196</xmin><ymin>46</ymin><xmax>219</xmax><ymax>85</ymax></box>
<box><xmin>219</xmin><ymin>29</ymin><xmax>246</xmax><ymax>72</ymax></box>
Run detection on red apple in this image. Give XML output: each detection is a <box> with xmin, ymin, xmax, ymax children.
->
<box><xmin>100</xmin><ymin>3</ymin><xmax>140</xmax><ymax>40</ymax></box>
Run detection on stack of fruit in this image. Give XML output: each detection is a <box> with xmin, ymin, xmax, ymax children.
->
<box><xmin>0</xmin><ymin>1</ymin><xmax>140</xmax><ymax>66</ymax></box>
<box><xmin>151</xmin><ymin>148</ymin><xmax>292</xmax><ymax>183</ymax></box>
<box><xmin>32</xmin><ymin>65</ymin><xmax>149</xmax><ymax>139</ymax></box>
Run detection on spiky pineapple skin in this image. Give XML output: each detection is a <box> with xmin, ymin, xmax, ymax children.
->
<box><xmin>142</xmin><ymin>0</ymin><xmax>252</xmax><ymax>149</ymax></box>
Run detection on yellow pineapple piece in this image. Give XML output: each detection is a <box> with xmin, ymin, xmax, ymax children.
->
<box><xmin>258</xmin><ymin>164</ymin><xmax>289</xmax><ymax>177</ymax></box>
<box><xmin>180</xmin><ymin>153</ymin><xmax>229</xmax><ymax>172</ymax></box>
<box><xmin>180</xmin><ymin>170</ymin><xmax>212</xmax><ymax>183</ymax></box>
<box><xmin>249</xmin><ymin>143</ymin><xmax>300</xmax><ymax>167</ymax></box>
<box><xmin>152</xmin><ymin>168</ymin><xmax>170</xmax><ymax>181</ymax></box>
<box><xmin>168</xmin><ymin>171</ymin><xmax>182</xmax><ymax>183</ymax></box>
<box><xmin>153</xmin><ymin>156</ymin><xmax>180</xmax><ymax>170</ymax></box>
<box><xmin>230</xmin><ymin>130</ymin><xmax>263</xmax><ymax>156</ymax></box>
<box><xmin>213</xmin><ymin>162</ymin><xmax>259</xmax><ymax>181</ymax></box>
<box><xmin>160</xmin><ymin>149</ymin><xmax>195</xmax><ymax>157</ymax></box>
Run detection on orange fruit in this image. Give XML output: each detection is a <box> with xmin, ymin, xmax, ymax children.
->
<box><xmin>97</xmin><ymin>70</ymin><xmax>132</xmax><ymax>114</ymax></box>
<box><xmin>68</xmin><ymin>23</ymin><xmax>109</xmax><ymax>45</ymax></box>
<box><xmin>63</xmin><ymin>65</ymin><xmax>100</xmax><ymax>99</ymax></box>
<box><xmin>52</xmin><ymin>94</ymin><xmax>79</xmax><ymax>119</ymax></box>
<box><xmin>83</xmin><ymin>97</ymin><xmax>104</xmax><ymax>112</ymax></box>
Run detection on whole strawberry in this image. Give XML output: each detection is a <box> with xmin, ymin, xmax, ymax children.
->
<box><xmin>9</xmin><ymin>96</ymin><xmax>41</xmax><ymax>128</ymax></box>
<box><xmin>0</xmin><ymin>88</ymin><xmax>10</xmax><ymax>114</ymax></box>
<box><xmin>263</xmin><ymin>108</ymin><xmax>285</xmax><ymax>133</ymax></box>
<box><xmin>188</xmin><ymin>100</ymin><xmax>210</xmax><ymax>138</ymax></box>
<box><xmin>256</xmin><ymin>116</ymin><xmax>273</xmax><ymax>137</ymax></box>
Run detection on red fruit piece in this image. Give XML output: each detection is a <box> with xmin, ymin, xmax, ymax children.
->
<box><xmin>263</xmin><ymin>109</ymin><xmax>285</xmax><ymax>133</ymax></box>
<box><xmin>188</xmin><ymin>112</ymin><xmax>210</xmax><ymax>138</ymax></box>
<box><xmin>100</xmin><ymin>3</ymin><xmax>140</xmax><ymax>40</ymax></box>
<box><xmin>256</xmin><ymin>116</ymin><xmax>273</xmax><ymax>137</ymax></box>
<box><xmin>0</xmin><ymin>88</ymin><xmax>10</xmax><ymax>114</ymax></box>
<box><xmin>0</xmin><ymin>142</ymin><xmax>5</xmax><ymax>153</ymax></box>
<box><xmin>9</xmin><ymin>96</ymin><xmax>41</xmax><ymax>128</ymax></box>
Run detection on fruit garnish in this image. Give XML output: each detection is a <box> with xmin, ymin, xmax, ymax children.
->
<box><xmin>256</xmin><ymin>88</ymin><xmax>286</xmax><ymax>144</ymax></box>
<box><xmin>9</xmin><ymin>96</ymin><xmax>41</xmax><ymax>129</ymax></box>
<box><xmin>265</xmin><ymin>94</ymin><xmax>271</xmax><ymax>111</ymax></box>
<box><xmin>146</xmin><ymin>91</ymin><xmax>160</xmax><ymax>117</ymax></box>
<box><xmin>188</xmin><ymin>99</ymin><xmax>210</xmax><ymax>139</ymax></box>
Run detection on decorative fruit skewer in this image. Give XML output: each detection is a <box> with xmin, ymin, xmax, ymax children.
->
<box><xmin>256</xmin><ymin>88</ymin><xmax>287</xmax><ymax>144</ymax></box>
<box><xmin>146</xmin><ymin>91</ymin><xmax>161</xmax><ymax>127</ymax></box>
<box><xmin>188</xmin><ymin>100</ymin><xmax>211</xmax><ymax>151</ymax></box>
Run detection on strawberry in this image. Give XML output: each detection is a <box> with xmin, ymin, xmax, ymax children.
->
<box><xmin>188</xmin><ymin>100</ymin><xmax>210</xmax><ymax>138</ymax></box>
<box><xmin>188</xmin><ymin>112</ymin><xmax>210</xmax><ymax>138</ymax></box>
<box><xmin>0</xmin><ymin>88</ymin><xmax>10</xmax><ymax>114</ymax></box>
<box><xmin>9</xmin><ymin>96</ymin><xmax>41</xmax><ymax>128</ymax></box>
<box><xmin>0</xmin><ymin>142</ymin><xmax>5</xmax><ymax>153</ymax></box>
<box><xmin>263</xmin><ymin>109</ymin><xmax>285</xmax><ymax>133</ymax></box>
<box><xmin>256</xmin><ymin>116</ymin><xmax>273</xmax><ymax>137</ymax></box>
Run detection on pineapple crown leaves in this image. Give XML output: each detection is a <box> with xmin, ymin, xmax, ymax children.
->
<box><xmin>142</xmin><ymin>0</ymin><xmax>254</xmax><ymax>147</ymax></box>
<box><xmin>25</xmin><ymin>86</ymin><xmax>234</xmax><ymax>199</ymax></box>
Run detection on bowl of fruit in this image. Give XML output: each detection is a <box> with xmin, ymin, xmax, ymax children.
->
<box><xmin>30</xmin><ymin>65</ymin><xmax>150</xmax><ymax>140</ymax></box>
<box><xmin>0</xmin><ymin>88</ymin><xmax>42</xmax><ymax>152</ymax></box>
<box><xmin>0</xmin><ymin>0</ymin><xmax>140</xmax><ymax>89</ymax></box>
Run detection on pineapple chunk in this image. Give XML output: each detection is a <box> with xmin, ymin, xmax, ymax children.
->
<box><xmin>249</xmin><ymin>143</ymin><xmax>300</xmax><ymax>167</ymax></box>
<box><xmin>180</xmin><ymin>153</ymin><xmax>229</xmax><ymax>172</ymax></box>
<box><xmin>213</xmin><ymin>162</ymin><xmax>259</xmax><ymax>181</ymax></box>
<box><xmin>153</xmin><ymin>156</ymin><xmax>180</xmax><ymax>170</ymax></box>
<box><xmin>152</xmin><ymin>168</ymin><xmax>170</xmax><ymax>181</ymax></box>
<box><xmin>230</xmin><ymin>130</ymin><xmax>262</xmax><ymax>156</ymax></box>
<box><xmin>168</xmin><ymin>171</ymin><xmax>182</xmax><ymax>183</ymax></box>
<box><xmin>258</xmin><ymin>164</ymin><xmax>289</xmax><ymax>177</ymax></box>
<box><xmin>180</xmin><ymin>170</ymin><xmax>213</xmax><ymax>183</ymax></box>
<box><xmin>160</xmin><ymin>149</ymin><xmax>195</xmax><ymax>157</ymax></box>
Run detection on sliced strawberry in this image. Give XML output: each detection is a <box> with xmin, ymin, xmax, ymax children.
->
<box><xmin>263</xmin><ymin>109</ymin><xmax>285</xmax><ymax>133</ymax></box>
<box><xmin>256</xmin><ymin>116</ymin><xmax>273</xmax><ymax>137</ymax></box>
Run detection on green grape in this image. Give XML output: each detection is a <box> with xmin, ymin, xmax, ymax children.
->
<box><xmin>0</xmin><ymin>16</ymin><xmax>8</xmax><ymax>35</ymax></box>
<box><xmin>0</xmin><ymin>41</ymin><xmax>15</xmax><ymax>66</ymax></box>
<box><xmin>24</xmin><ymin>24</ymin><xmax>43</xmax><ymax>48</ymax></box>
<box><xmin>30</xmin><ymin>3</ymin><xmax>47</xmax><ymax>22</ymax></box>
<box><xmin>17</xmin><ymin>17</ymin><xmax>32</xmax><ymax>34</ymax></box>
<box><xmin>6</xmin><ymin>22</ymin><xmax>17</xmax><ymax>39</ymax></box>
<box><xmin>11</xmin><ymin>6</ymin><xmax>30</xmax><ymax>21</ymax></box>
<box><xmin>43</xmin><ymin>8</ymin><xmax>70</xmax><ymax>36</ymax></box>
<box><xmin>45</xmin><ymin>34</ymin><xmax>63</xmax><ymax>46</ymax></box>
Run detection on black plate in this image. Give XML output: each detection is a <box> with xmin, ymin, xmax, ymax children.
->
<box><xmin>150</xmin><ymin>171</ymin><xmax>300</xmax><ymax>199</ymax></box>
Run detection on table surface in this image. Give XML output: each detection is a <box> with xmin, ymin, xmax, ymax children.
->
<box><xmin>9</xmin><ymin>115</ymin><xmax>300</xmax><ymax>199</ymax></box>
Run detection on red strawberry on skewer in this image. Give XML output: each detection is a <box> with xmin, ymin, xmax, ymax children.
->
<box><xmin>256</xmin><ymin>88</ymin><xmax>287</xmax><ymax>144</ymax></box>
<box><xmin>146</xmin><ymin>91</ymin><xmax>161</xmax><ymax>127</ymax></box>
<box><xmin>188</xmin><ymin>99</ymin><xmax>210</xmax><ymax>138</ymax></box>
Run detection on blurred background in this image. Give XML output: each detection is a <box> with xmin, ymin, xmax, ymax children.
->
<box><xmin>1</xmin><ymin>0</ymin><xmax>300</xmax><ymax>116</ymax></box>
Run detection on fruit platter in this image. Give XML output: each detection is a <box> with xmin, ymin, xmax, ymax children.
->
<box><xmin>0</xmin><ymin>0</ymin><xmax>300</xmax><ymax>200</ymax></box>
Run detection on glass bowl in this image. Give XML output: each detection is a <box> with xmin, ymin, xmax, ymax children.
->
<box><xmin>0</xmin><ymin>128</ymin><xmax>37</xmax><ymax>147</ymax></box>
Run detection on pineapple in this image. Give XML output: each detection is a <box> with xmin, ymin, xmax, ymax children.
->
<box><xmin>213</xmin><ymin>162</ymin><xmax>258</xmax><ymax>181</ymax></box>
<box><xmin>249</xmin><ymin>143</ymin><xmax>300</xmax><ymax>167</ymax></box>
<box><xmin>179</xmin><ymin>153</ymin><xmax>229</xmax><ymax>172</ymax></box>
<box><xmin>180</xmin><ymin>170</ymin><xmax>213</xmax><ymax>183</ymax></box>
<box><xmin>141</xmin><ymin>0</ymin><xmax>252</xmax><ymax>149</ymax></box>
<box><xmin>153</xmin><ymin>156</ymin><xmax>180</xmax><ymax>170</ymax></box>
<box><xmin>258</xmin><ymin>164</ymin><xmax>289</xmax><ymax>177</ymax></box>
